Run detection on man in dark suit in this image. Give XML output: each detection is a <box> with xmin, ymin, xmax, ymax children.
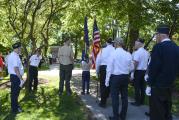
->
<box><xmin>147</xmin><ymin>24</ymin><xmax>179</xmax><ymax>120</ymax></box>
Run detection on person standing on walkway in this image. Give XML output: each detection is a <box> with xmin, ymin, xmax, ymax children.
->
<box><xmin>105</xmin><ymin>37</ymin><xmax>134</xmax><ymax>120</ymax></box>
<box><xmin>29</xmin><ymin>48</ymin><xmax>42</xmax><ymax>92</ymax></box>
<box><xmin>148</xmin><ymin>24</ymin><xmax>179</xmax><ymax>120</ymax></box>
<box><xmin>81</xmin><ymin>54</ymin><xmax>91</xmax><ymax>95</ymax></box>
<box><xmin>131</xmin><ymin>38</ymin><xmax>150</xmax><ymax>106</ymax></box>
<box><xmin>96</xmin><ymin>38</ymin><xmax>115</xmax><ymax>108</ymax></box>
<box><xmin>8</xmin><ymin>42</ymin><xmax>24</xmax><ymax>113</ymax></box>
<box><xmin>58</xmin><ymin>38</ymin><xmax>74</xmax><ymax>95</ymax></box>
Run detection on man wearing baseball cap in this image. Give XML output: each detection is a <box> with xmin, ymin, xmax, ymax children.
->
<box><xmin>147</xmin><ymin>24</ymin><xmax>179</xmax><ymax>120</ymax></box>
<box><xmin>8</xmin><ymin>42</ymin><xmax>24</xmax><ymax>113</ymax></box>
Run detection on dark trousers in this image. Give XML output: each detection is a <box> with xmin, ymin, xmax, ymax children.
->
<box><xmin>99</xmin><ymin>65</ymin><xmax>110</xmax><ymax>105</ymax></box>
<box><xmin>29</xmin><ymin>65</ymin><xmax>38</xmax><ymax>91</ymax></box>
<box><xmin>110</xmin><ymin>74</ymin><xmax>129</xmax><ymax>120</ymax></box>
<box><xmin>10</xmin><ymin>74</ymin><xmax>21</xmax><ymax>112</ymax></box>
<box><xmin>59</xmin><ymin>64</ymin><xmax>73</xmax><ymax>94</ymax></box>
<box><xmin>82</xmin><ymin>71</ymin><xmax>90</xmax><ymax>93</ymax></box>
<box><xmin>134</xmin><ymin>70</ymin><xmax>146</xmax><ymax>104</ymax></box>
<box><xmin>150</xmin><ymin>87</ymin><xmax>172</xmax><ymax>120</ymax></box>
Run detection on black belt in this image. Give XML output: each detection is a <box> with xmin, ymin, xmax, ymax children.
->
<box><xmin>30</xmin><ymin>65</ymin><xmax>38</xmax><ymax>68</ymax></box>
<box><xmin>111</xmin><ymin>74</ymin><xmax>129</xmax><ymax>77</ymax></box>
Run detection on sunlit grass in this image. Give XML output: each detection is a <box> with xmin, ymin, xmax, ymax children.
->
<box><xmin>0</xmin><ymin>69</ymin><xmax>86</xmax><ymax>120</ymax></box>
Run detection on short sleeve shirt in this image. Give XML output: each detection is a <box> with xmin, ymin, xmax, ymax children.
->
<box><xmin>8</xmin><ymin>52</ymin><xmax>24</xmax><ymax>75</ymax></box>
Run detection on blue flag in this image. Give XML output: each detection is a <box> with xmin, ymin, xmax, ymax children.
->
<box><xmin>84</xmin><ymin>16</ymin><xmax>89</xmax><ymax>48</ymax></box>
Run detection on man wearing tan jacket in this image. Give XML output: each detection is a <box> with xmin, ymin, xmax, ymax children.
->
<box><xmin>58</xmin><ymin>38</ymin><xmax>74</xmax><ymax>95</ymax></box>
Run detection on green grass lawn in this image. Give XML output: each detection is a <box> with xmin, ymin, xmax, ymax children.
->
<box><xmin>0</xmin><ymin>70</ymin><xmax>87</xmax><ymax>120</ymax></box>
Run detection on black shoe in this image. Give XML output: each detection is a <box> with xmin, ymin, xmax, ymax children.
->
<box><xmin>59</xmin><ymin>92</ymin><xmax>63</xmax><ymax>96</ymax></box>
<box><xmin>98</xmin><ymin>103</ymin><xmax>106</xmax><ymax>108</ymax></box>
<box><xmin>86</xmin><ymin>92</ymin><xmax>90</xmax><ymax>95</ymax></box>
<box><xmin>67</xmin><ymin>92</ymin><xmax>71</xmax><ymax>96</ymax></box>
<box><xmin>109</xmin><ymin>116</ymin><xmax>121</xmax><ymax>120</ymax></box>
<box><xmin>81</xmin><ymin>92</ymin><xmax>85</xmax><ymax>95</ymax></box>
<box><xmin>131</xmin><ymin>102</ymin><xmax>140</xmax><ymax>106</ymax></box>
<box><xmin>145</xmin><ymin>112</ymin><xmax>150</xmax><ymax>117</ymax></box>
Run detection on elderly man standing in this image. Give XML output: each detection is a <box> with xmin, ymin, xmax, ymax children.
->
<box><xmin>147</xmin><ymin>24</ymin><xmax>179</xmax><ymax>120</ymax></box>
<box><xmin>131</xmin><ymin>38</ymin><xmax>150</xmax><ymax>106</ymax></box>
<box><xmin>58</xmin><ymin>38</ymin><xmax>74</xmax><ymax>96</ymax></box>
<box><xmin>96</xmin><ymin>38</ymin><xmax>115</xmax><ymax>108</ymax></box>
<box><xmin>8</xmin><ymin>42</ymin><xmax>24</xmax><ymax>113</ymax></box>
<box><xmin>106</xmin><ymin>38</ymin><xmax>134</xmax><ymax>120</ymax></box>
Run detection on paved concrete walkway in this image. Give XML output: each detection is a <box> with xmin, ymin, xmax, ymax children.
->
<box><xmin>46</xmin><ymin>64</ymin><xmax>179</xmax><ymax>120</ymax></box>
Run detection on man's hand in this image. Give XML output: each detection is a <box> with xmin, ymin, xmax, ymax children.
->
<box><xmin>19</xmin><ymin>79</ymin><xmax>25</xmax><ymax>88</ymax></box>
<box><xmin>105</xmin><ymin>80</ymin><xmax>109</xmax><ymax>87</ymax></box>
<box><xmin>130</xmin><ymin>72</ymin><xmax>134</xmax><ymax>81</ymax></box>
<box><xmin>144</xmin><ymin>74</ymin><xmax>149</xmax><ymax>82</ymax></box>
<box><xmin>145</xmin><ymin>86</ymin><xmax>151</xmax><ymax>96</ymax></box>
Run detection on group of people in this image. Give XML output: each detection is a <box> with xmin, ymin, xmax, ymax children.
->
<box><xmin>6</xmin><ymin>42</ymin><xmax>42</xmax><ymax>113</ymax></box>
<box><xmin>4</xmin><ymin>24</ymin><xmax>179</xmax><ymax>120</ymax></box>
<box><xmin>95</xmin><ymin>24</ymin><xmax>179</xmax><ymax>120</ymax></box>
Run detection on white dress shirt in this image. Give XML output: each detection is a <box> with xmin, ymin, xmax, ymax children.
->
<box><xmin>8</xmin><ymin>51</ymin><xmax>24</xmax><ymax>76</ymax></box>
<box><xmin>133</xmin><ymin>47</ymin><xmax>150</xmax><ymax>70</ymax></box>
<box><xmin>96</xmin><ymin>44</ymin><xmax>115</xmax><ymax>74</ymax></box>
<box><xmin>30</xmin><ymin>54</ymin><xmax>42</xmax><ymax>67</ymax></box>
<box><xmin>105</xmin><ymin>47</ymin><xmax>134</xmax><ymax>84</ymax></box>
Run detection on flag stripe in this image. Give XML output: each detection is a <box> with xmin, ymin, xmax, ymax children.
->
<box><xmin>91</xmin><ymin>19</ymin><xmax>100</xmax><ymax>69</ymax></box>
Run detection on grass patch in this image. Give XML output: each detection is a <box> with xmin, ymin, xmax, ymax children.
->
<box><xmin>74</xmin><ymin>63</ymin><xmax>81</xmax><ymax>69</ymax></box>
<box><xmin>0</xmin><ymin>70</ymin><xmax>86</xmax><ymax>120</ymax></box>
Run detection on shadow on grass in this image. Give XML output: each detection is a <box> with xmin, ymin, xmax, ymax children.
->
<box><xmin>0</xmin><ymin>87</ymin><xmax>86</xmax><ymax>120</ymax></box>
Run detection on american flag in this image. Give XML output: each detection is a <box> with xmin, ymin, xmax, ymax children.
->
<box><xmin>91</xmin><ymin>18</ymin><xmax>100</xmax><ymax>69</ymax></box>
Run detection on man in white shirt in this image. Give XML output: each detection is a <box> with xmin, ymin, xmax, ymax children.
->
<box><xmin>8</xmin><ymin>42</ymin><xmax>24</xmax><ymax>114</ymax></box>
<box><xmin>96</xmin><ymin>38</ymin><xmax>115</xmax><ymax>108</ymax></box>
<box><xmin>29</xmin><ymin>48</ymin><xmax>42</xmax><ymax>92</ymax></box>
<box><xmin>131</xmin><ymin>38</ymin><xmax>150</xmax><ymax>106</ymax></box>
<box><xmin>106</xmin><ymin>37</ymin><xmax>133</xmax><ymax>120</ymax></box>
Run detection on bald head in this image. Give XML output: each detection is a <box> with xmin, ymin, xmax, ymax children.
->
<box><xmin>114</xmin><ymin>37</ymin><xmax>124</xmax><ymax>48</ymax></box>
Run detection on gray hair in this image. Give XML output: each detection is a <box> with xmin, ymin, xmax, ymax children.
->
<box><xmin>114</xmin><ymin>37</ymin><xmax>124</xmax><ymax>46</ymax></box>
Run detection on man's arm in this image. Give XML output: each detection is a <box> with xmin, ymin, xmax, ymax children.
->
<box><xmin>70</xmin><ymin>47</ymin><xmax>74</xmax><ymax>63</ymax></box>
<box><xmin>14</xmin><ymin>67</ymin><xmax>23</xmax><ymax>80</ymax></box>
<box><xmin>147</xmin><ymin>45</ymin><xmax>161</xmax><ymax>86</ymax></box>
<box><xmin>105</xmin><ymin>53</ymin><xmax>114</xmax><ymax>86</ymax></box>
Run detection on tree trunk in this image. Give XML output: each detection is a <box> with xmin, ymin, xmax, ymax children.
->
<box><xmin>74</xmin><ymin>38</ymin><xmax>78</xmax><ymax>59</ymax></box>
<box><xmin>127</xmin><ymin>0</ymin><xmax>142</xmax><ymax>52</ymax></box>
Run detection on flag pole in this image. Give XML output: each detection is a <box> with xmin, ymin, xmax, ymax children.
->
<box><xmin>85</xmin><ymin>43</ymin><xmax>87</xmax><ymax>55</ymax></box>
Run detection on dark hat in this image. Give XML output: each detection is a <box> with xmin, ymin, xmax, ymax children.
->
<box><xmin>136</xmin><ymin>38</ymin><xmax>145</xmax><ymax>44</ymax></box>
<box><xmin>156</xmin><ymin>24</ymin><xmax>170</xmax><ymax>35</ymax></box>
<box><xmin>107</xmin><ymin>38</ymin><xmax>113</xmax><ymax>44</ymax></box>
<box><xmin>12</xmin><ymin>42</ymin><xmax>21</xmax><ymax>49</ymax></box>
